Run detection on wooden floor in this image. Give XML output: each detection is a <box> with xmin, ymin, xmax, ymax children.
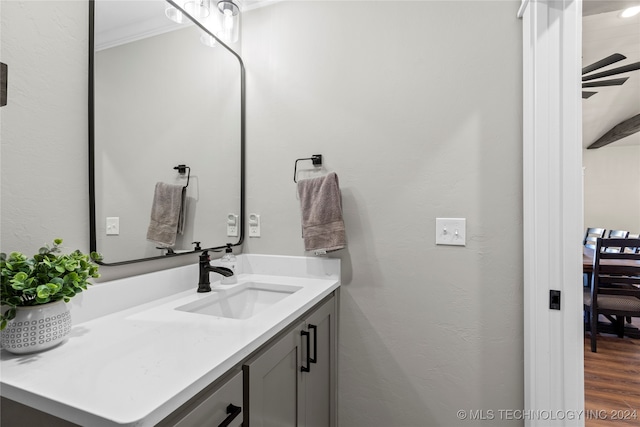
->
<box><xmin>584</xmin><ymin>331</ymin><xmax>640</xmax><ymax>427</ymax></box>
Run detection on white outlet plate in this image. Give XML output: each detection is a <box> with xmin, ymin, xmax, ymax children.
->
<box><xmin>249</xmin><ymin>213</ymin><xmax>261</xmax><ymax>237</ymax></box>
<box><xmin>106</xmin><ymin>217</ymin><xmax>119</xmax><ymax>236</ymax></box>
<box><xmin>435</xmin><ymin>218</ymin><xmax>466</xmax><ymax>246</ymax></box>
<box><xmin>227</xmin><ymin>213</ymin><xmax>238</xmax><ymax>237</ymax></box>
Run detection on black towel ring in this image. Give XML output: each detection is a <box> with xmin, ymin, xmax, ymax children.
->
<box><xmin>294</xmin><ymin>155</ymin><xmax>323</xmax><ymax>183</ymax></box>
<box><xmin>174</xmin><ymin>164</ymin><xmax>191</xmax><ymax>188</ymax></box>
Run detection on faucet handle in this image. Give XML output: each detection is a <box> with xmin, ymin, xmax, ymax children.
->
<box><xmin>192</xmin><ymin>241</ymin><xmax>202</xmax><ymax>251</ymax></box>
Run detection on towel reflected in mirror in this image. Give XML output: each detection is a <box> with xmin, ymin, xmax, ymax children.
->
<box><xmin>146</xmin><ymin>182</ymin><xmax>186</xmax><ymax>247</ymax></box>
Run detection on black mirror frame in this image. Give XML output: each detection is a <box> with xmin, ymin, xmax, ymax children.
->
<box><xmin>88</xmin><ymin>0</ymin><xmax>245</xmax><ymax>265</ymax></box>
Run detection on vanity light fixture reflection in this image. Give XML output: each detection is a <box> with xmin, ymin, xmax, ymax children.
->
<box><xmin>165</xmin><ymin>0</ymin><xmax>187</xmax><ymax>23</ymax></box>
<box><xmin>217</xmin><ymin>0</ymin><xmax>240</xmax><ymax>43</ymax></box>
<box><xmin>620</xmin><ymin>6</ymin><xmax>640</xmax><ymax>18</ymax></box>
<box><xmin>167</xmin><ymin>0</ymin><xmax>211</xmax><ymax>22</ymax></box>
<box><xmin>185</xmin><ymin>0</ymin><xmax>211</xmax><ymax>19</ymax></box>
<box><xmin>201</xmin><ymin>33</ymin><xmax>218</xmax><ymax>47</ymax></box>
<box><xmin>199</xmin><ymin>0</ymin><xmax>240</xmax><ymax>46</ymax></box>
<box><xmin>166</xmin><ymin>0</ymin><xmax>241</xmax><ymax>46</ymax></box>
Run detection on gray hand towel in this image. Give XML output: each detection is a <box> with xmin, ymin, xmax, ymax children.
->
<box><xmin>297</xmin><ymin>172</ymin><xmax>346</xmax><ymax>252</ymax></box>
<box><xmin>146</xmin><ymin>182</ymin><xmax>185</xmax><ymax>247</ymax></box>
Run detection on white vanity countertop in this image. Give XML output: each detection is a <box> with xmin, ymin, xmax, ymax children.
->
<box><xmin>0</xmin><ymin>254</ymin><xmax>340</xmax><ymax>426</ymax></box>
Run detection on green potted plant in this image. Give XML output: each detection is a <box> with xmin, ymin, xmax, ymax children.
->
<box><xmin>0</xmin><ymin>239</ymin><xmax>101</xmax><ymax>354</ymax></box>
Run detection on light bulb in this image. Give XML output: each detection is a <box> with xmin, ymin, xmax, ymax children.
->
<box><xmin>217</xmin><ymin>0</ymin><xmax>239</xmax><ymax>16</ymax></box>
<box><xmin>184</xmin><ymin>0</ymin><xmax>210</xmax><ymax>19</ymax></box>
<box><xmin>216</xmin><ymin>0</ymin><xmax>239</xmax><ymax>43</ymax></box>
<box><xmin>621</xmin><ymin>6</ymin><xmax>640</xmax><ymax>18</ymax></box>
<box><xmin>224</xmin><ymin>13</ymin><xmax>234</xmax><ymax>30</ymax></box>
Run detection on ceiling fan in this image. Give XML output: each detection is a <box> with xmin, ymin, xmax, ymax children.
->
<box><xmin>583</xmin><ymin>53</ymin><xmax>640</xmax><ymax>149</ymax></box>
<box><xmin>582</xmin><ymin>53</ymin><xmax>640</xmax><ymax>99</ymax></box>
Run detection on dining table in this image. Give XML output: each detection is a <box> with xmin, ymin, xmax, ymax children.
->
<box><xmin>583</xmin><ymin>246</ymin><xmax>640</xmax><ymax>273</ymax></box>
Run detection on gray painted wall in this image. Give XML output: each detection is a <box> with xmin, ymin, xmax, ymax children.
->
<box><xmin>1</xmin><ymin>1</ymin><xmax>524</xmax><ymax>425</ymax></box>
<box><xmin>2</xmin><ymin>1</ymin><xmax>90</xmax><ymax>255</ymax></box>
<box><xmin>241</xmin><ymin>1</ymin><xmax>523</xmax><ymax>426</ymax></box>
<box><xmin>583</xmin><ymin>145</ymin><xmax>640</xmax><ymax>234</ymax></box>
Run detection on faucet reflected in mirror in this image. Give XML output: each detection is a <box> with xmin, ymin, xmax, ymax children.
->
<box><xmin>198</xmin><ymin>250</ymin><xmax>234</xmax><ymax>292</ymax></box>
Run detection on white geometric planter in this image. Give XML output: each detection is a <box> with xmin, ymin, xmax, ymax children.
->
<box><xmin>1</xmin><ymin>300</ymin><xmax>71</xmax><ymax>354</ymax></box>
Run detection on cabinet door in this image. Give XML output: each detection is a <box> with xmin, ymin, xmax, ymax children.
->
<box><xmin>302</xmin><ymin>297</ymin><xmax>337</xmax><ymax>427</ymax></box>
<box><xmin>243</xmin><ymin>323</ymin><xmax>304</xmax><ymax>427</ymax></box>
<box><xmin>244</xmin><ymin>294</ymin><xmax>338</xmax><ymax>427</ymax></box>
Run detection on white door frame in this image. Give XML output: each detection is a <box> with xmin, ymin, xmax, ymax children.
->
<box><xmin>520</xmin><ymin>1</ymin><xmax>585</xmax><ymax>426</ymax></box>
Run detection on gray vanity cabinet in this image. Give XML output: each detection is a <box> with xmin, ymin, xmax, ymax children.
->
<box><xmin>1</xmin><ymin>294</ymin><xmax>337</xmax><ymax>427</ymax></box>
<box><xmin>243</xmin><ymin>295</ymin><xmax>337</xmax><ymax>427</ymax></box>
<box><xmin>303</xmin><ymin>298</ymin><xmax>336</xmax><ymax>427</ymax></box>
<box><xmin>158</xmin><ymin>369</ymin><xmax>243</xmax><ymax>427</ymax></box>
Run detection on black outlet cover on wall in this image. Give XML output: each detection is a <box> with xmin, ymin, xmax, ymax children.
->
<box><xmin>550</xmin><ymin>290</ymin><xmax>561</xmax><ymax>310</ymax></box>
<box><xmin>1</xmin><ymin>62</ymin><xmax>7</xmax><ymax>107</ymax></box>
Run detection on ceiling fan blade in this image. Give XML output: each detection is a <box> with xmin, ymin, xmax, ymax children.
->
<box><xmin>582</xmin><ymin>91</ymin><xmax>597</xmax><ymax>99</ymax></box>
<box><xmin>587</xmin><ymin>114</ymin><xmax>640</xmax><ymax>149</ymax></box>
<box><xmin>582</xmin><ymin>53</ymin><xmax>626</xmax><ymax>75</ymax></box>
<box><xmin>583</xmin><ymin>61</ymin><xmax>640</xmax><ymax>82</ymax></box>
<box><xmin>582</xmin><ymin>77</ymin><xmax>628</xmax><ymax>88</ymax></box>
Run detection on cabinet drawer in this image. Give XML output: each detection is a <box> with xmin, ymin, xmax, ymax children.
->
<box><xmin>173</xmin><ymin>370</ymin><xmax>243</xmax><ymax>427</ymax></box>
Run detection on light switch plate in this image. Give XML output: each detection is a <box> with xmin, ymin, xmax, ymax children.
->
<box><xmin>435</xmin><ymin>218</ymin><xmax>466</xmax><ymax>246</ymax></box>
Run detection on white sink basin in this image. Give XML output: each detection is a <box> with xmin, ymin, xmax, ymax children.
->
<box><xmin>175</xmin><ymin>282</ymin><xmax>302</xmax><ymax>319</ymax></box>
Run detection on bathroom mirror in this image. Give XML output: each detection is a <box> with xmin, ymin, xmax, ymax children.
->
<box><xmin>89</xmin><ymin>0</ymin><xmax>245</xmax><ymax>264</ymax></box>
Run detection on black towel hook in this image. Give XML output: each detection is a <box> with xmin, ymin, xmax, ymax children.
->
<box><xmin>294</xmin><ymin>155</ymin><xmax>322</xmax><ymax>183</ymax></box>
<box><xmin>174</xmin><ymin>164</ymin><xmax>191</xmax><ymax>188</ymax></box>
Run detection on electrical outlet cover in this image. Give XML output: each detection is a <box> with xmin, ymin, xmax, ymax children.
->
<box><xmin>227</xmin><ymin>213</ymin><xmax>238</xmax><ymax>237</ymax></box>
<box><xmin>106</xmin><ymin>217</ymin><xmax>119</xmax><ymax>236</ymax></box>
<box><xmin>249</xmin><ymin>213</ymin><xmax>261</xmax><ymax>237</ymax></box>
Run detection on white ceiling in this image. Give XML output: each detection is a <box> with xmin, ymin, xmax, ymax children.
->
<box><xmin>582</xmin><ymin>2</ymin><xmax>640</xmax><ymax>149</ymax></box>
<box><xmin>94</xmin><ymin>0</ymin><xmax>184</xmax><ymax>50</ymax></box>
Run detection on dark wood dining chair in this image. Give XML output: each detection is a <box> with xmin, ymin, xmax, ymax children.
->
<box><xmin>583</xmin><ymin>227</ymin><xmax>606</xmax><ymax>249</ymax></box>
<box><xmin>604</xmin><ymin>230</ymin><xmax>630</xmax><ymax>253</ymax></box>
<box><xmin>608</xmin><ymin>230</ymin><xmax>630</xmax><ymax>238</ymax></box>
<box><xmin>626</xmin><ymin>233</ymin><xmax>640</xmax><ymax>254</ymax></box>
<box><xmin>583</xmin><ymin>228</ymin><xmax>606</xmax><ymax>287</ymax></box>
<box><xmin>583</xmin><ymin>237</ymin><xmax>640</xmax><ymax>352</ymax></box>
<box><xmin>622</xmin><ymin>233</ymin><xmax>640</xmax><ymax>324</ymax></box>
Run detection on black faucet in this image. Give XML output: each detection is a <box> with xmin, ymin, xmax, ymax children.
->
<box><xmin>156</xmin><ymin>246</ymin><xmax>175</xmax><ymax>256</ymax></box>
<box><xmin>198</xmin><ymin>250</ymin><xmax>234</xmax><ymax>293</ymax></box>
